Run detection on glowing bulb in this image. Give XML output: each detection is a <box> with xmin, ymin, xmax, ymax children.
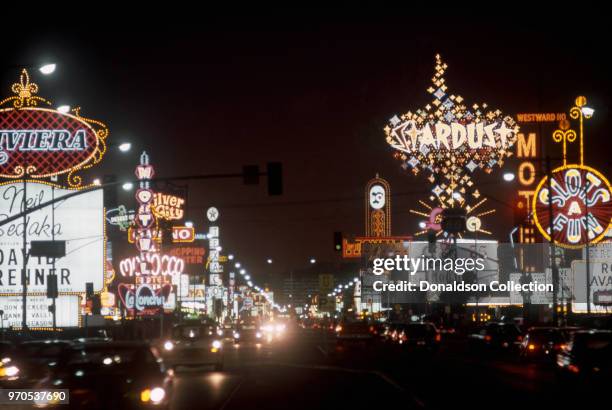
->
<box><xmin>118</xmin><ymin>142</ymin><xmax>132</xmax><ymax>152</ymax></box>
<box><xmin>122</xmin><ymin>182</ymin><xmax>134</xmax><ymax>191</ymax></box>
<box><xmin>503</xmin><ymin>172</ymin><xmax>515</xmax><ymax>182</ymax></box>
<box><xmin>39</xmin><ymin>63</ymin><xmax>56</xmax><ymax>75</ymax></box>
<box><xmin>309</xmin><ymin>258</ymin><xmax>316</xmax><ymax>264</ymax></box>
<box><xmin>185</xmin><ymin>221</ymin><xmax>193</xmax><ymax>228</ymax></box>
<box><xmin>419</xmin><ymin>221</ymin><xmax>427</xmax><ymax>229</ymax></box>
<box><xmin>581</xmin><ymin>106</ymin><xmax>594</xmax><ymax>118</ymax></box>
<box><xmin>92</xmin><ymin>178</ymin><xmax>101</xmax><ymax>186</ymax></box>
<box><xmin>57</xmin><ymin>105</ymin><xmax>70</xmax><ymax>113</ymax></box>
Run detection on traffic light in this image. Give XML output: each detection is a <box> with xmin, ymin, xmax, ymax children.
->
<box><xmin>267</xmin><ymin>162</ymin><xmax>283</xmax><ymax>195</ymax></box>
<box><xmin>47</xmin><ymin>274</ymin><xmax>58</xmax><ymax>299</ymax></box>
<box><xmin>333</xmin><ymin>232</ymin><xmax>342</xmax><ymax>252</ymax></box>
<box><xmin>91</xmin><ymin>295</ymin><xmax>101</xmax><ymax>315</ymax></box>
<box><xmin>85</xmin><ymin>282</ymin><xmax>94</xmax><ymax>299</ymax></box>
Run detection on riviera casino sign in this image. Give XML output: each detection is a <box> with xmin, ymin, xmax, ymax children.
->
<box><xmin>0</xmin><ymin>70</ymin><xmax>108</xmax><ymax>186</ymax></box>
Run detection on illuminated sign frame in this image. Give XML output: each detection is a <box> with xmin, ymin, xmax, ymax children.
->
<box><xmin>0</xmin><ymin>70</ymin><xmax>109</xmax><ymax>187</ymax></box>
<box><xmin>533</xmin><ymin>164</ymin><xmax>612</xmax><ymax>249</ymax></box>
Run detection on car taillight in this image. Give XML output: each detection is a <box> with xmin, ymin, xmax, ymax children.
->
<box><xmin>435</xmin><ymin>334</ymin><xmax>441</xmax><ymax>342</ymax></box>
<box><xmin>516</xmin><ymin>335</ymin><xmax>523</xmax><ymax>342</ymax></box>
<box><xmin>568</xmin><ymin>364</ymin><xmax>580</xmax><ymax>374</ymax></box>
<box><xmin>484</xmin><ymin>335</ymin><xmax>492</xmax><ymax>342</ymax></box>
<box><xmin>528</xmin><ymin>344</ymin><xmax>535</xmax><ymax>351</ymax></box>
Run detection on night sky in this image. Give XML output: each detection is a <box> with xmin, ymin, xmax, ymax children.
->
<box><xmin>3</xmin><ymin>13</ymin><xmax>610</xmax><ymax>287</ymax></box>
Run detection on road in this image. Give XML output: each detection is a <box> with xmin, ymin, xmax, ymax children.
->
<box><xmin>168</xmin><ymin>328</ymin><xmax>593</xmax><ymax>410</ymax></box>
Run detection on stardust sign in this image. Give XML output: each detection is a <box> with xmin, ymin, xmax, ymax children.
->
<box><xmin>385</xmin><ymin>54</ymin><xmax>519</xmax><ymax>207</ymax></box>
<box><xmin>0</xmin><ymin>182</ymin><xmax>104</xmax><ymax>294</ymax></box>
<box><xmin>0</xmin><ymin>70</ymin><xmax>108</xmax><ymax>186</ymax></box>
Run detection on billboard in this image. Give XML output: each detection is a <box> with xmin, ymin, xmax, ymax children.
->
<box><xmin>0</xmin><ymin>182</ymin><xmax>104</xmax><ymax>294</ymax></box>
<box><xmin>0</xmin><ymin>295</ymin><xmax>80</xmax><ymax>328</ymax></box>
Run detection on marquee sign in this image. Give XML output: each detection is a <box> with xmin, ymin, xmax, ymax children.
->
<box><xmin>365</xmin><ymin>175</ymin><xmax>391</xmax><ymax>237</ymax></box>
<box><xmin>533</xmin><ymin>165</ymin><xmax>612</xmax><ymax>248</ymax></box>
<box><xmin>0</xmin><ymin>70</ymin><xmax>108</xmax><ymax>186</ymax></box>
<box><xmin>118</xmin><ymin>283</ymin><xmax>171</xmax><ymax>315</ymax></box>
<box><xmin>0</xmin><ymin>181</ymin><xmax>104</xmax><ymax>295</ymax></box>
<box><xmin>384</xmin><ymin>55</ymin><xmax>519</xmax><ymax>207</ymax></box>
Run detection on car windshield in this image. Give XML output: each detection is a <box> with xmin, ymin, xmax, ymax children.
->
<box><xmin>18</xmin><ymin>343</ymin><xmax>68</xmax><ymax>363</ymax></box>
<box><xmin>66</xmin><ymin>346</ymin><xmax>151</xmax><ymax>366</ymax></box>
<box><xmin>173</xmin><ymin>325</ymin><xmax>214</xmax><ymax>339</ymax></box>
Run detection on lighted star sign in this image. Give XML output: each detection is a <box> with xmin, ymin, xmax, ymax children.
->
<box><xmin>384</xmin><ymin>54</ymin><xmax>519</xmax><ymax>206</ymax></box>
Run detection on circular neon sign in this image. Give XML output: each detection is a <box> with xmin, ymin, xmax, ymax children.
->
<box><xmin>533</xmin><ymin>164</ymin><xmax>612</xmax><ymax>248</ymax></box>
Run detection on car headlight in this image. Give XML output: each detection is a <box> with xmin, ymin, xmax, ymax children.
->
<box><xmin>212</xmin><ymin>340</ymin><xmax>222</xmax><ymax>349</ymax></box>
<box><xmin>233</xmin><ymin>332</ymin><xmax>240</xmax><ymax>339</ymax></box>
<box><xmin>0</xmin><ymin>365</ymin><xmax>19</xmax><ymax>378</ymax></box>
<box><xmin>217</xmin><ymin>329</ymin><xmax>224</xmax><ymax>336</ymax></box>
<box><xmin>163</xmin><ymin>341</ymin><xmax>174</xmax><ymax>351</ymax></box>
<box><xmin>256</xmin><ymin>332</ymin><xmax>262</xmax><ymax>338</ymax></box>
<box><xmin>275</xmin><ymin>324</ymin><xmax>286</xmax><ymax>333</ymax></box>
<box><xmin>141</xmin><ymin>387</ymin><xmax>166</xmax><ymax>404</ymax></box>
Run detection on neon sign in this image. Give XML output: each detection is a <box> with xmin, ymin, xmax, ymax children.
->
<box><xmin>119</xmin><ymin>254</ymin><xmax>185</xmax><ymax>277</ymax></box>
<box><xmin>384</xmin><ymin>54</ymin><xmax>519</xmax><ymax>207</ymax></box>
<box><xmin>532</xmin><ymin>97</ymin><xmax>611</xmax><ymax>248</ymax></box>
<box><xmin>533</xmin><ymin>165</ymin><xmax>612</xmax><ymax>248</ymax></box>
<box><xmin>0</xmin><ymin>70</ymin><xmax>108</xmax><ymax>186</ymax></box>
<box><xmin>118</xmin><ymin>284</ymin><xmax>171</xmax><ymax>313</ymax></box>
<box><xmin>152</xmin><ymin>193</ymin><xmax>185</xmax><ymax>220</ymax></box>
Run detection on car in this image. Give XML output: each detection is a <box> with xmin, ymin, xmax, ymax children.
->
<box><xmin>161</xmin><ymin>323</ymin><xmax>224</xmax><ymax>371</ymax></box>
<box><xmin>519</xmin><ymin>327</ymin><xmax>579</xmax><ymax>361</ymax></box>
<box><xmin>396</xmin><ymin>322</ymin><xmax>441</xmax><ymax>352</ymax></box>
<box><xmin>335</xmin><ymin>321</ymin><xmax>374</xmax><ymax>348</ymax></box>
<box><xmin>233</xmin><ymin>322</ymin><xmax>264</xmax><ymax>345</ymax></box>
<box><xmin>467</xmin><ymin>322</ymin><xmax>523</xmax><ymax>354</ymax></box>
<box><xmin>34</xmin><ymin>341</ymin><xmax>172</xmax><ymax>409</ymax></box>
<box><xmin>0</xmin><ymin>340</ymin><xmax>73</xmax><ymax>388</ymax></box>
<box><xmin>556</xmin><ymin>329</ymin><xmax>611</xmax><ymax>389</ymax></box>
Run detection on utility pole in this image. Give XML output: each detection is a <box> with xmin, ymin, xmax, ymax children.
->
<box><xmin>546</xmin><ymin>156</ymin><xmax>559</xmax><ymax>326</ymax></box>
<box><xmin>21</xmin><ymin>173</ymin><xmax>28</xmax><ymax>331</ymax></box>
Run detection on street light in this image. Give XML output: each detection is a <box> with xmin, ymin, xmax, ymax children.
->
<box><xmin>581</xmin><ymin>106</ymin><xmax>594</xmax><ymax>118</ymax></box>
<box><xmin>118</xmin><ymin>142</ymin><xmax>132</xmax><ymax>153</ymax></box>
<box><xmin>503</xmin><ymin>172</ymin><xmax>515</xmax><ymax>182</ymax></box>
<box><xmin>39</xmin><ymin>63</ymin><xmax>56</xmax><ymax>75</ymax></box>
<box><xmin>185</xmin><ymin>221</ymin><xmax>194</xmax><ymax>228</ymax></box>
<box><xmin>418</xmin><ymin>221</ymin><xmax>427</xmax><ymax>229</ymax></box>
<box><xmin>266</xmin><ymin>258</ymin><xmax>273</xmax><ymax>264</ymax></box>
<box><xmin>309</xmin><ymin>258</ymin><xmax>316</xmax><ymax>264</ymax></box>
<box><xmin>244</xmin><ymin>275</ymin><xmax>251</xmax><ymax>281</ymax></box>
<box><xmin>57</xmin><ymin>105</ymin><xmax>70</xmax><ymax>114</ymax></box>
<box><xmin>228</xmin><ymin>254</ymin><xmax>234</xmax><ymax>260</ymax></box>
<box><xmin>92</xmin><ymin>178</ymin><xmax>101</xmax><ymax>186</ymax></box>
<box><xmin>239</xmin><ymin>269</ymin><xmax>246</xmax><ymax>275</ymax></box>
<box><xmin>122</xmin><ymin>182</ymin><xmax>134</xmax><ymax>191</ymax></box>
<box><xmin>235</xmin><ymin>262</ymin><xmax>241</xmax><ymax>268</ymax></box>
